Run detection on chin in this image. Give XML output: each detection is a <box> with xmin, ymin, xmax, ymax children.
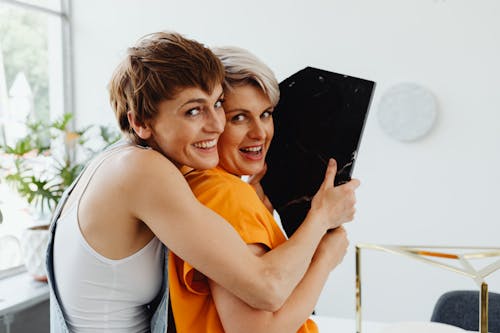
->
<box><xmin>206</xmin><ymin>158</ymin><xmax>221</xmax><ymax>169</ymax></box>
<box><xmin>197</xmin><ymin>161</ymin><xmax>219</xmax><ymax>170</ymax></box>
<box><xmin>240</xmin><ymin>166</ymin><xmax>263</xmax><ymax>176</ymax></box>
<box><xmin>252</xmin><ymin>162</ymin><xmax>266</xmax><ymax>173</ymax></box>
<box><xmin>183</xmin><ymin>157</ymin><xmax>218</xmax><ymax>170</ymax></box>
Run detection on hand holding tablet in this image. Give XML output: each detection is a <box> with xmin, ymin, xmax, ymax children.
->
<box><xmin>261</xmin><ymin>67</ymin><xmax>375</xmax><ymax>236</ymax></box>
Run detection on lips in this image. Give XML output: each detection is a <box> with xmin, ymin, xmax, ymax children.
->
<box><xmin>239</xmin><ymin>145</ymin><xmax>263</xmax><ymax>154</ymax></box>
<box><xmin>193</xmin><ymin>139</ymin><xmax>217</xmax><ymax>149</ymax></box>
<box><xmin>239</xmin><ymin>145</ymin><xmax>265</xmax><ymax>161</ymax></box>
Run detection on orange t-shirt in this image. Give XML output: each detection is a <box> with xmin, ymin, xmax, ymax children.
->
<box><xmin>169</xmin><ymin>167</ymin><xmax>318</xmax><ymax>333</ymax></box>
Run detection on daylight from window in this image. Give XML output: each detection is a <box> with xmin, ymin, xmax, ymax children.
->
<box><xmin>0</xmin><ymin>0</ymin><xmax>65</xmax><ymax>271</ymax></box>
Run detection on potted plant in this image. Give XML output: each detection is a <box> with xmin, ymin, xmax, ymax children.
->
<box><xmin>0</xmin><ymin>113</ymin><xmax>120</xmax><ymax>279</ymax></box>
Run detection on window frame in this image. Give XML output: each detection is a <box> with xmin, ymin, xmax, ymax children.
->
<box><xmin>0</xmin><ymin>0</ymin><xmax>73</xmax><ymax>277</ymax></box>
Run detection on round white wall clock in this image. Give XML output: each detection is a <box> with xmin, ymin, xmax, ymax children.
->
<box><xmin>377</xmin><ymin>82</ymin><xmax>437</xmax><ymax>142</ymax></box>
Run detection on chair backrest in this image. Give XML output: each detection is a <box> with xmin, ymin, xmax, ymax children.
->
<box><xmin>431</xmin><ymin>290</ymin><xmax>500</xmax><ymax>333</ymax></box>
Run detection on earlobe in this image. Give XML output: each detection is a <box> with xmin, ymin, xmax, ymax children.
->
<box><xmin>127</xmin><ymin>111</ymin><xmax>152</xmax><ymax>140</ymax></box>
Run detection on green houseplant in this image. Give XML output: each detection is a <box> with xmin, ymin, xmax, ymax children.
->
<box><xmin>0</xmin><ymin>113</ymin><xmax>120</xmax><ymax>279</ymax></box>
<box><xmin>1</xmin><ymin>113</ymin><xmax>121</xmax><ymax>214</ymax></box>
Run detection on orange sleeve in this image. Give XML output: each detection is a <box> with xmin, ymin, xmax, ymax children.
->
<box><xmin>182</xmin><ymin>261</ymin><xmax>209</xmax><ymax>295</ymax></box>
<box><xmin>178</xmin><ymin>168</ymin><xmax>279</xmax><ymax>296</ymax></box>
<box><xmin>192</xmin><ymin>173</ymin><xmax>274</xmax><ymax>250</ymax></box>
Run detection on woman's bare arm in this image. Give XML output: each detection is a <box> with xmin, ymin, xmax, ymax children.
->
<box><xmin>126</xmin><ymin>149</ymin><xmax>357</xmax><ymax>310</ymax></box>
<box><xmin>209</xmin><ymin>227</ymin><xmax>348</xmax><ymax>333</ymax></box>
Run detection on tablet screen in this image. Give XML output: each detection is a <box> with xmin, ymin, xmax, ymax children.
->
<box><xmin>261</xmin><ymin>67</ymin><xmax>375</xmax><ymax>236</ymax></box>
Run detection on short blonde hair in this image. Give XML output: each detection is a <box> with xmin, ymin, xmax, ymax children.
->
<box><xmin>212</xmin><ymin>46</ymin><xmax>279</xmax><ymax>106</ymax></box>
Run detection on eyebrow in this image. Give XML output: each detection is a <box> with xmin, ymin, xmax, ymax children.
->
<box><xmin>225</xmin><ymin>106</ymin><xmax>274</xmax><ymax>114</ymax></box>
<box><xmin>225</xmin><ymin>108</ymin><xmax>250</xmax><ymax>114</ymax></box>
<box><xmin>179</xmin><ymin>91</ymin><xmax>224</xmax><ymax>109</ymax></box>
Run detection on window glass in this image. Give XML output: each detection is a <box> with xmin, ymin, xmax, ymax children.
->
<box><xmin>0</xmin><ymin>1</ymin><xmax>65</xmax><ymax>271</ymax></box>
<box><xmin>12</xmin><ymin>0</ymin><xmax>62</xmax><ymax>12</ymax></box>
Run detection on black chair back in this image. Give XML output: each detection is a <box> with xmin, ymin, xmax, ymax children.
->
<box><xmin>431</xmin><ymin>290</ymin><xmax>500</xmax><ymax>333</ymax></box>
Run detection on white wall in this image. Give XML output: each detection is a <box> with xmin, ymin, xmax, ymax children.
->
<box><xmin>72</xmin><ymin>0</ymin><xmax>500</xmax><ymax>322</ymax></box>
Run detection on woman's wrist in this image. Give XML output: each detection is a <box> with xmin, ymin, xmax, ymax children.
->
<box><xmin>304</xmin><ymin>206</ymin><xmax>331</xmax><ymax>233</ymax></box>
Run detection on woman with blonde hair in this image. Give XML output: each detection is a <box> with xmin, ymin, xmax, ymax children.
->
<box><xmin>169</xmin><ymin>46</ymin><xmax>358</xmax><ymax>333</ymax></box>
<box><xmin>46</xmin><ymin>32</ymin><xmax>358</xmax><ymax>333</ymax></box>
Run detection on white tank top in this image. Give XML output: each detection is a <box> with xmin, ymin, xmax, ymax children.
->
<box><xmin>53</xmin><ymin>145</ymin><xmax>163</xmax><ymax>333</ymax></box>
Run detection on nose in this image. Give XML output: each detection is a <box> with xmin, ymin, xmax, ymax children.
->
<box><xmin>206</xmin><ymin>107</ymin><xmax>225</xmax><ymax>134</ymax></box>
<box><xmin>248</xmin><ymin>120</ymin><xmax>266</xmax><ymax>140</ymax></box>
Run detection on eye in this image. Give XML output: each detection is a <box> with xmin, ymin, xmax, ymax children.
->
<box><xmin>231</xmin><ymin>114</ymin><xmax>246</xmax><ymax>122</ymax></box>
<box><xmin>214</xmin><ymin>98</ymin><xmax>224</xmax><ymax>109</ymax></box>
<box><xmin>261</xmin><ymin>110</ymin><xmax>273</xmax><ymax>119</ymax></box>
<box><xmin>185</xmin><ymin>108</ymin><xmax>201</xmax><ymax>117</ymax></box>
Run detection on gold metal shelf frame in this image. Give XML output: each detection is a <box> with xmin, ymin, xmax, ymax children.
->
<box><xmin>355</xmin><ymin>244</ymin><xmax>500</xmax><ymax>333</ymax></box>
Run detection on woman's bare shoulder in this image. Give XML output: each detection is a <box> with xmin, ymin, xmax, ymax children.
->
<box><xmin>94</xmin><ymin>145</ymin><xmax>185</xmax><ymax>195</ymax></box>
<box><xmin>113</xmin><ymin>146</ymin><xmax>179</xmax><ymax>173</ymax></box>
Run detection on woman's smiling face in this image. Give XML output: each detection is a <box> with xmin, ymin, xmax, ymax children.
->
<box><xmin>144</xmin><ymin>85</ymin><xmax>226</xmax><ymax>170</ymax></box>
<box><xmin>217</xmin><ymin>84</ymin><xmax>274</xmax><ymax>176</ymax></box>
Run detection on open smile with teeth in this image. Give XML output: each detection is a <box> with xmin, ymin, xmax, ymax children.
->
<box><xmin>193</xmin><ymin>139</ymin><xmax>217</xmax><ymax>149</ymax></box>
<box><xmin>240</xmin><ymin>145</ymin><xmax>263</xmax><ymax>155</ymax></box>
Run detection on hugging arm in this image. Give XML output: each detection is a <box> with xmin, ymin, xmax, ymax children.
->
<box><xmin>210</xmin><ymin>227</ymin><xmax>349</xmax><ymax>333</ymax></box>
<box><xmin>128</xmin><ymin>150</ymin><xmax>357</xmax><ymax>310</ymax></box>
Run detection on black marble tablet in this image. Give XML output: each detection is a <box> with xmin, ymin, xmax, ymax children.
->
<box><xmin>261</xmin><ymin>67</ymin><xmax>375</xmax><ymax>236</ymax></box>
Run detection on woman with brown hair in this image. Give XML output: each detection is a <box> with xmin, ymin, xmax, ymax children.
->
<box><xmin>46</xmin><ymin>32</ymin><xmax>359</xmax><ymax>333</ymax></box>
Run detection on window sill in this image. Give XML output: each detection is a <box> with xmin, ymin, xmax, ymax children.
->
<box><xmin>0</xmin><ymin>270</ymin><xmax>49</xmax><ymax>317</ymax></box>
<box><xmin>0</xmin><ymin>265</ymin><xmax>25</xmax><ymax>280</ymax></box>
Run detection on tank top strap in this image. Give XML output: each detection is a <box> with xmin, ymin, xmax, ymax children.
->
<box><xmin>73</xmin><ymin>141</ymin><xmax>136</xmax><ymax>205</ymax></box>
<box><xmin>49</xmin><ymin>140</ymin><xmax>149</xmax><ymax>230</ymax></box>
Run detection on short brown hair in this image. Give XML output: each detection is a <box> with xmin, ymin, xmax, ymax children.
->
<box><xmin>109</xmin><ymin>31</ymin><xmax>225</xmax><ymax>144</ymax></box>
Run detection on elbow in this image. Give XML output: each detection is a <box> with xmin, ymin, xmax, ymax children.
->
<box><xmin>248</xmin><ymin>283</ymin><xmax>284</xmax><ymax>311</ymax></box>
<box><xmin>265</xmin><ymin>287</ymin><xmax>286</xmax><ymax>312</ymax></box>
<box><xmin>244</xmin><ymin>256</ymin><xmax>288</xmax><ymax>311</ymax></box>
<box><xmin>256</xmin><ymin>268</ymin><xmax>287</xmax><ymax>311</ymax></box>
<box><xmin>256</xmin><ymin>295</ymin><xmax>283</xmax><ymax>312</ymax></box>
